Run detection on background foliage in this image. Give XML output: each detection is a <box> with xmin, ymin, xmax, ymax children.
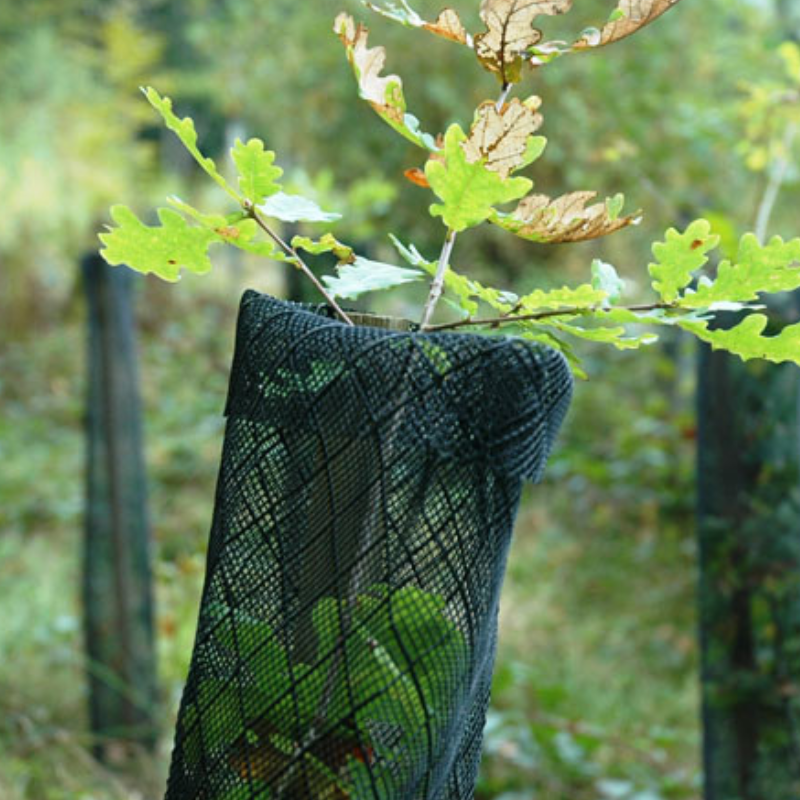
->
<box><xmin>1</xmin><ymin>0</ymin><xmax>798</xmax><ymax>798</ymax></box>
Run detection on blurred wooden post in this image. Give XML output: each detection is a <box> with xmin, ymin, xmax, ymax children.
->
<box><xmin>82</xmin><ymin>253</ymin><xmax>158</xmax><ymax>759</ymax></box>
<box><xmin>696</xmin><ymin>302</ymin><xmax>800</xmax><ymax>800</ymax></box>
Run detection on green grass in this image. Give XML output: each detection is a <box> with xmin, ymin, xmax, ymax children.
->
<box><xmin>0</xmin><ymin>287</ymin><xmax>701</xmax><ymax>799</ymax></box>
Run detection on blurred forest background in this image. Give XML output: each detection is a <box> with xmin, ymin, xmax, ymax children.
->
<box><xmin>2</xmin><ymin>0</ymin><xmax>800</xmax><ymax>798</ymax></box>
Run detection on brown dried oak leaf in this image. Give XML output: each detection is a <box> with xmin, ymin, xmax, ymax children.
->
<box><xmin>461</xmin><ymin>98</ymin><xmax>544</xmax><ymax>178</ymax></box>
<box><xmin>365</xmin><ymin>2</ymin><xmax>472</xmax><ymax>46</ymax></box>
<box><xmin>493</xmin><ymin>191</ymin><xmax>640</xmax><ymax>243</ymax></box>
<box><xmin>573</xmin><ymin>0</ymin><xmax>682</xmax><ymax>50</ymax></box>
<box><xmin>335</xmin><ymin>13</ymin><xmax>404</xmax><ymax>125</ymax></box>
<box><xmin>475</xmin><ymin>0</ymin><xmax>573</xmax><ymax>83</ymax></box>
<box><xmin>424</xmin><ymin>9</ymin><xmax>471</xmax><ymax>44</ymax></box>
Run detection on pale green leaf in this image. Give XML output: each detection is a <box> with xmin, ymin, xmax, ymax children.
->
<box><xmin>258</xmin><ymin>192</ymin><xmax>342</xmax><ymax>223</ymax></box>
<box><xmin>99</xmin><ymin>205</ymin><xmax>219</xmax><ymax>281</ymax></box>
<box><xmin>605</xmin><ymin>193</ymin><xmax>625</xmax><ymax>221</ymax></box>
<box><xmin>680</xmin><ymin>315</ymin><xmax>800</xmax><ymax>366</ymax></box>
<box><xmin>230</xmin><ymin>137</ymin><xmax>283</xmax><ymax>204</ymax></box>
<box><xmin>649</xmin><ymin>219</ymin><xmax>719</xmax><ymax>302</ymax></box>
<box><xmin>426</xmin><ymin>124</ymin><xmax>532</xmax><ymax>232</ymax></box>
<box><xmin>389</xmin><ymin>233</ymin><xmax>437</xmax><ymax>270</ymax></box>
<box><xmin>678</xmin><ymin>233</ymin><xmax>800</xmax><ymax>308</ymax></box>
<box><xmin>323</xmin><ymin>257</ymin><xmax>424</xmax><ymax>299</ymax></box>
<box><xmin>142</xmin><ymin>87</ymin><xmax>240</xmax><ymax>203</ymax></box>
<box><xmin>591</xmin><ymin>259</ymin><xmax>624</xmax><ymax>304</ymax></box>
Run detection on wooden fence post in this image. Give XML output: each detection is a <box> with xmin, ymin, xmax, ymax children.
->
<box><xmin>82</xmin><ymin>253</ymin><xmax>158</xmax><ymax>759</ymax></box>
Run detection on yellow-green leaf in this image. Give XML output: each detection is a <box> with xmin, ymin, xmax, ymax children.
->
<box><xmin>142</xmin><ymin>87</ymin><xmax>241</xmax><ymax>203</ymax></box>
<box><xmin>679</xmin><ymin>233</ymin><xmax>800</xmax><ymax>309</ymax></box>
<box><xmin>99</xmin><ymin>205</ymin><xmax>220</xmax><ymax>281</ymax></box>
<box><xmin>426</xmin><ymin>124</ymin><xmax>532</xmax><ymax>232</ymax></box>
<box><xmin>230</xmin><ymin>138</ymin><xmax>283</xmax><ymax>205</ymax></box>
<box><xmin>649</xmin><ymin>219</ymin><xmax>719</xmax><ymax>302</ymax></box>
<box><xmin>681</xmin><ymin>315</ymin><xmax>800</xmax><ymax>366</ymax></box>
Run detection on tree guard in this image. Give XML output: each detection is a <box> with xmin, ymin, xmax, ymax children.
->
<box><xmin>165</xmin><ymin>291</ymin><xmax>572</xmax><ymax>800</ymax></box>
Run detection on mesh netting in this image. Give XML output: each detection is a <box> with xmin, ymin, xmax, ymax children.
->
<box><xmin>164</xmin><ymin>291</ymin><xmax>573</xmax><ymax>800</ymax></box>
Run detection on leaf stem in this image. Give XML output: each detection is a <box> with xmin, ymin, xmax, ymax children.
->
<box><xmin>420</xmin><ymin>229</ymin><xmax>457</xmax><ymax>327</ymax></box>
<box><xmin>419</xmin><ymin>83</ymin><xmax>514</xmax><ymax>328</ymax></box>
<box><xmin>496</xmin><ymin>82</ymin><xmax>512</xmax><ymax>110</ymax></box>
<box><xmin>424</xmin><ymin>301</ymin><xmax>677</xmax><ymax>332</ymax></box>
<box><xmin>247</xmin><ymin>204</ymin><xmax>355</xmax><ymax>326</ymax></box>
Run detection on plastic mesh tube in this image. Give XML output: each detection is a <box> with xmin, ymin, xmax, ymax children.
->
<box><xmin>164</xmin><ymin>291</ymin><xmax>573</xmax><ymax>800</ymax></box>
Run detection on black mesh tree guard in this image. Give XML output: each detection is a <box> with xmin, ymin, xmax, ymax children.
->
<box><xmin>165</xmin><ymin>291</ymin><xmax>573</xmax><ymax>800</ymax></box>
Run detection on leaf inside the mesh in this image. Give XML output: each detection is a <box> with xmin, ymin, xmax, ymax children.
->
<box><xmin>475</xmin><ymin>0</ymin><xmax>573</xmax><ymax>83</ymax></box>
<box><xmin>461</xmin><ymin>98</ymin><xmax>544</xmax><ymax>178</ymax></box>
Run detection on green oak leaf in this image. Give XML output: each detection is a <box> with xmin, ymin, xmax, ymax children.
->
<box><xmin>323</xmin><ymin>256</ymin><xmax>424</xmax><ymax>299</ymax></box>
<box><xmin>292</xmin><ymin>233</ymin><xmax>354</xmax><ymax>262</ymax></box>
<box><xmin>680</xmin><ymin>315</ymin><xmax>800</xmax><ymax>366</ymax></box>
<box><xmin>142</xmin><ymin>87</ymin><xmax>240</xmax><ymax>204</ymax></box>
<box><xmin>258</xmin><ymin>192</ymin><xmax>342</xmax><ymax>223</ymax></box>
<box><xmin>99</xmin><ymin>206</ymin><xmax>219</xmax><ymax>281</ymax></box>
<box><xmin>230</xmin><ymin>137</ymin><xmax>283</xmax><ymax>204</ymax></box>
<box><xmin>520</xmin><ymin>283</ymin><xmax>607</xmax><ymax>312</ymax></box>
<box><xmin>426</xmin><ymin>124</ymin><xmax>532</xmax><ymax>232</ymax></box>
<box><xmin>543</xmin><ymin>317</ymin><xmax>659</xmax><ymax>350</ymax></box>
<box><xmin>649</xmin><ymin>219</ymin><xmax>720</xmax><ymax>302</ymax></box>
<box><xmin>678</xmin><ymin>233</ymin><xmax>800</xmax><ymax>308</ymax></box>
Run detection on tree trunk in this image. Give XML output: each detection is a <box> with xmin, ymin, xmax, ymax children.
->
<box><xmin>697</xmin><ymin>304</ymin><xmax>800</xmax><ymax>799</ymax></box>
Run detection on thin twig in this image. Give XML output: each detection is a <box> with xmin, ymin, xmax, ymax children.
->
<box><xmin>247</xmin><ymin>205</ymin><xmax>354</xmax><ymax>326</ymax></box>
<box><xmin>420</xmin><ymin>229</ymin><xmax>457</xmax><ymax>327</ymax></box>
<box><xmin>754</xmin><ymin>122</ymin><xmax>797</xmax><ymax>243</ymax></box>
<box><xmin>418</xmin><ymin>83</ymin><xmax>513</xmax><ymax>328</ymax></box>
<box><xmin>424</xmin><ymin>302</ymin><xmax>676</xmax><ymax>332</ymax></box>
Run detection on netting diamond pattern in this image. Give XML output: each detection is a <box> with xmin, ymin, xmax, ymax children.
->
<box><xmin>164</xmin><ymin>292</ymin><xmax>572</xmax><ymax>800</ymax></box>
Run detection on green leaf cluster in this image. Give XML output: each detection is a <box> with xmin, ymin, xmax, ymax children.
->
<box><xmin>180</xmin><ymin>583</ymin><xmax>466</xmax><ymax>796</ymax></box>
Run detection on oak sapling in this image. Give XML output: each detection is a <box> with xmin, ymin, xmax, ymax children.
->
<box><xmin>101</xmin><ymin>0</ymin><xmax>800</xmax><ymax>377</ymax></box>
